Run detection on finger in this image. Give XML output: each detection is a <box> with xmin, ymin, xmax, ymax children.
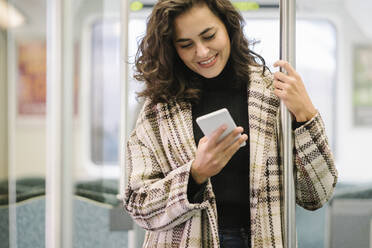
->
<box><xmin>273</xmin><ymin>88</ymin><xmax>287</xmax><ymax>100</ymax></box>
<box><xmin>208</xmin><ymin>124</ymin><xmax>228</xmax><ymax>145</ymax></box>
<box><xmin>273</xmin><ymin>79</ymin><xmax>287</xmax><ymax>91</ymax></box>
<box><xmin>216</xmin><ymin>126</ymin><xmax>244</xmax><ymax>151</ymax></box>
<box><xmin>221</xmin><ymin>134</ymin><xmax>248</xmax><ymax>162</ymax></box>
<box><xmin>273</xmin><ymin>60</ymin><xmax>296</xmax><ymax>76</ymax></box>
<box><xmin>273</xmin><ymin>71</ymin><xmax>291</xmax><ymax>83</ymax></box>
<box><xmin>198</xmin><ymin>136</ymin><xmax>208</xmax><ymax>145</ymax></box>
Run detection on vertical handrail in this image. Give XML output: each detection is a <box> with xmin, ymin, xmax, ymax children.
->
<box><xmin>119</xmin><ymin>0</ymin><xmax>129</xmax><ymax>206</ymax></box>
<box><xmin>279</xmin><ymin>1</ymin><xmax>296</xmax><ymax>248</ymax></box>
<box><xmin>119</xmin><ymin>0</ymin><xmax>134</xmax><ymax>247</ymax></box>
<box><xmin>61</xmin><ymin>0</ymin><xmax>74</xmax><ymax>246</ymax></box>
<box><xmin>46</xmin><ymin>0</ymin><xmax>62</xmax><ymax>245</ymax></box>
<box><xmin>6</xmin><ymin>3</ymin><xmax>17</xmax><ymax>246</ymax></box>
<box><xmin>46</xmin><ymin>0</ymin><xmax>73</xmax><ymax>247</ymax></box>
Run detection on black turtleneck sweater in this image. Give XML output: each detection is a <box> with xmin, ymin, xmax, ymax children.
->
<box><xmin>186</xmin><ymin>62</ymin><xmax>307</xmax><ymax>231</ymax></box>
<box><xmin>187</xmin><ymin>62</ymin><xmax>251</xmax><ymax>229</ymax></box>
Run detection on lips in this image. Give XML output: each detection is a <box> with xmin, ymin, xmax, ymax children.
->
<box><xmin>197</xmin><ymin>54</ymin><xmax>218</xmax><ymax>68</ymax></box>
<box><xmin>199</xmin><ymin>55</ymin><xmax>216</xmax><ymax>64</ymax></box>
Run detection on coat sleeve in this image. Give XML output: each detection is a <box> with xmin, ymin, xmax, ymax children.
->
<box><xmin>293</xmin><ymin>112</ymin><xmax>338</xmax><ymax>210</ymax></box>
<box><xmin>123</xmin><ymin>112</ymin><xmax>210</xmax><ymax>232</ymax></box>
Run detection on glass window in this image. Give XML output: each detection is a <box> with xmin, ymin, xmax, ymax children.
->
<box><xmin>89</xmin><ymin>17</ymin><xmax>147</xmax><ymax>166</ymax></box>
<box><xmin>90</xmin><ymin>19</ymin><xmax>121</xmax><ymax>165</ymax></box>
<box><xmin>127</xmin><ymin>18</ymin><xmax>147</xmax><ymax>131</ymax></box>
<box><xmin>244</xmin><ymin>19</ymin><xmax>337</xmax><ymax>148</ymax></box>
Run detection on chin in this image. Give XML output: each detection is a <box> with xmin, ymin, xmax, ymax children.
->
<box><xmin>200</xmin><ymin>69</ymin><xmax>223</xmax><ymax>78</ymax></box>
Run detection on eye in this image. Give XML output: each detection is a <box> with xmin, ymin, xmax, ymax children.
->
<box><xmin>204</xmin><ymin>33</ymin><xmax>216</xmax><ymax>40</ymax></box>
<box><xmin>180</xmin><ymin>43</ymin><xmax>193</xmax><ymax>48</ymax></box>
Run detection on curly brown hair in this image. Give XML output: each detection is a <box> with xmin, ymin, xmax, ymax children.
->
<box><xmin>134</xmin><ymin>0</ymin><xmax>266</xmax><ymax>104</ymax></box>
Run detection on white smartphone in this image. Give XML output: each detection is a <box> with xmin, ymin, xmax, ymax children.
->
<box><xmin>196</xmin><ymin>108</ymin><xmax>246</xmax><ymax>147</ymax></box>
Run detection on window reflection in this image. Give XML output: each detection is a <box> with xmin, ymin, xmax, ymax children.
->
<box><xmin>244</xmin><ymin>19</ymin><xmax>336</xmax><ymax>148</ymax></box>
<box><xmin>90</xmin><ymin>19</ymin><xmax>120</xmax><ymax>165</ymax></box>
<box><xmin>89</xmin><ymin>18</ymin><xmax>146</xmax><ymax>166</ymax></box>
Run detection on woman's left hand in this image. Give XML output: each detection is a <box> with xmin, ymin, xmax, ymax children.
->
<box><xmin>273</xmin><ymin>60</ymin><xmax>317</xmax><ymax>122</ymax></box>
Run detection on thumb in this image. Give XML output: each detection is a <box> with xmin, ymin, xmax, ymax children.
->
<box><xmin>199</xmin><ymin>136</ymin><xmax>208</xmax><ymax>145</ymax></box>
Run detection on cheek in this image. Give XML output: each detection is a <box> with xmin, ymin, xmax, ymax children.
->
<box><xmin>176</xmin><ymin>48</ymin><xmax>193</xmax><ymax>64</ymax></box>
<box><xmin>217</xmin><ymin>32</ymin><xmax>230</xmax><ymax>54</ymax></box>
<box><xmin>222</xmin><ymin>38</ymin><xmax>230</xmax><ymax>54</ymax></box>
<box><xmin>225</xmin><ymin>40</ymin><xmax>231</xmax><ymax>55</ymax></box>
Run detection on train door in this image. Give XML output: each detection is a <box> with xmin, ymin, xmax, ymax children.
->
<box><xmin>1</xmin><ymin>0</ymin><xmax>133</xmax><ymax>247</ymax></box>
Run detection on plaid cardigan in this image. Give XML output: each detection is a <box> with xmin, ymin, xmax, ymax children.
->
<box><xmin>124</xmin><ymin>66</ymin><xmax>338</xmax><ymax>247</ymax></box>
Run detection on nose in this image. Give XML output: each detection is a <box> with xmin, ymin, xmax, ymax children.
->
<box><xmin>195</xmin><ymin>42</ymin><xmax>209</xmax><ymax>58</ymax></box>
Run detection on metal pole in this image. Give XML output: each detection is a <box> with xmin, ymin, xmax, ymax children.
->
<box><xmin>6</xmin><ymin>5</ymin><xmax>17</xmax><ymax>246</ymax></box>
<box><xmin>119</xmin><ymin>1</ymin><xmax>135</xmax><ymax>248</ymax></box>
<box><xmin>46</xmin><ymin>0</ymin><xmax>62</xmax><ymax>243</ymax></box>
<box><xmin>46</xmin><ymin>0</ymin><xmax>74</xmax><ymax>247</ymax></box>
<box><xmin>279</xmin><ymin>0</ymin><xmax>296</xmax><ymax>248</ymax></box>
<box><xmin>119</xmin><ymin>0</ymin><xmax>129</xmax><ymax>206</ymax></box>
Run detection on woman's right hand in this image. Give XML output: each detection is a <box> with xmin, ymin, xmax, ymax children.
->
<box><xmin>191</xmin><ymin>125</ymin><xmax>248</xmax><ymax>184</ymax></box>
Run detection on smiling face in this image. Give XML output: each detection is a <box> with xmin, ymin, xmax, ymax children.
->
<box><xmin>173</xmin><ymin>4</ymin><xmax>231</xmax><ymax>78</ymax></box>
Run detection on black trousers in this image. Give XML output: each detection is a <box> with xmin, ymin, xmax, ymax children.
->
<box><xmin>218</xmin><ymin>227</ymin><xmax>250</xmax><ymax>248</ymax></box>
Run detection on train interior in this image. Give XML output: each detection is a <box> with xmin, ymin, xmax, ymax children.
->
<box><xmin>0</xmin><ymin>0</ymin><xmax>372</xmax><ymax>247</ymax></box>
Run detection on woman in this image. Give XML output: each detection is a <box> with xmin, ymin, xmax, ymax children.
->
<box><xmin>124</xmin><ymin>0</ymin><xmax>338</xmax><ymax>247</ymax></box>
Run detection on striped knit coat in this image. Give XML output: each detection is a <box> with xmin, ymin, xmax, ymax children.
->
<box><xmin>124</xmin><ymin>65</ymin><xmax>338</xmax><ymax>247</ymax></box>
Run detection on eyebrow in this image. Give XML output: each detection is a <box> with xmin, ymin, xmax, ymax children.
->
<box><xmin>175</xmin><ymin>27</ymin><xmax>214</xmax><ymax>43</ymax></box>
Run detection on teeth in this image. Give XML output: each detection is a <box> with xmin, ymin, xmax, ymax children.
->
<box><xmin>200</xmin><ymin>56</ymin><xmax>216</xmax><ymax>65</ymax></box>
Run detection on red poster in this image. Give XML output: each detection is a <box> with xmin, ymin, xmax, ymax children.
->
<box><xmin>17</xmin><ymin>41</ymin><xmax>79</xmax><ymax>117</ymax></box>
<box><xmin>17</xmin><ymin>42</ymin><xmax>47</xmax><ymax>116</ymax></box>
